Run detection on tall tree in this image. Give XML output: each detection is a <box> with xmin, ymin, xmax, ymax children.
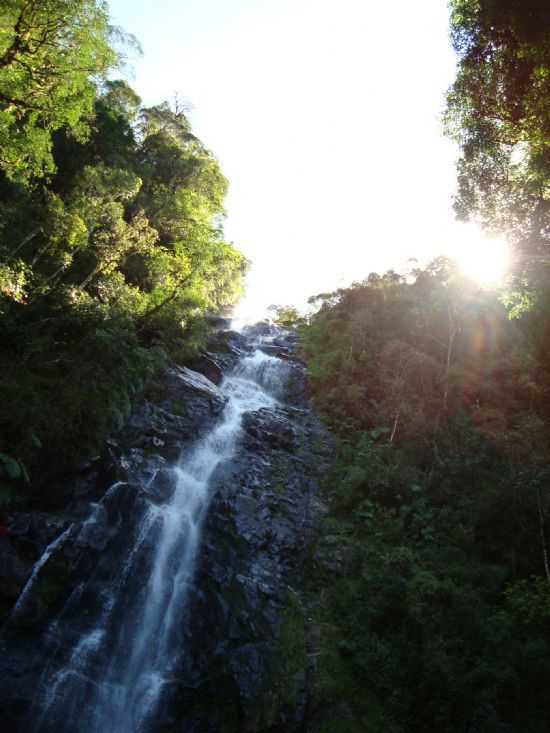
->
<box><xmin>0</xmin><ymin>0</ymin><xmax>117</xmax><ymax>181</ymax></box>
<box><xmin>445</xmin><ymin>0</ymin><xmax>550</xmax><ymax>301</ymax></box>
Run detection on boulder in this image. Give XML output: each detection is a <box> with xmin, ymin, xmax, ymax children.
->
<box><xmin>141</xmin><ymin>467</ymin><xmax>177</xmax><ymax>505</ymax></box>
<box><xmin>185</xmin><ymin>352</ymin><xmax>225</xmax><ymax>385</ymax></box>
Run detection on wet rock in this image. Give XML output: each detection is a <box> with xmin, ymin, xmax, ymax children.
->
<box><xmin>273</xmin><ymin>333</ymin><xmax>298</xmax><ymax>347</ymax></box>
<box><xmin>0</xmin><ymin>326</ymin><xmax>334</xmax><ymax>733</ymax></box>
<box><xmin>186</xmin><ymin>352</ymin><xmax>225</xmax><ymax>385</ymax></box>
<box><xmin>212</xmin><ymin>329</ymin><xmax>250</xmax><ymax>352</ymax></box>
<box><xmin>120</xmin><ymin>365</ymin><xmax>227</xmax><ymax>462</ymax></box>
<box><xmin>242</xmin><ymin>321</ymin><xmax>278</xmax><ymax>340</ymax></box>
<box><xmin>205</xmin><ymin>314</ymin><xmax>233</xmax><ymax>330</ymax></box>
<box><xmin>242</xmin><ymin>408</ymin><xmax>296</xmax><ymax>451</ymax></box>
<box><xmin>159</xmin><ymin>365</ymin><xmax>228</xmax><ymax>418</ymax></box>
<box><xmin>141</xmin><ymin>467</ymin><xmax>177</xmax><ymax>505</ymax></box>
<box><xmin>75</xmin><ymin>515</ymin><xmax>111</xmax><ymax>552</ymax></box>
<box><xmin>257</xmin><ymin>343</ymin><xmax>291</xmax><ymax>359</ymax></box>
<box><xmin>6</xmin><ymin>515</ymin><xmax>32</xmax><ymax>541</ymax></box>
<box><xmin>200</xmin><ymin>330</ymin><xmax>252</xmax><ymax>374</ymax></box>
<box><xmin>162</xmin><ymin>394</ymin><xmax>333</xmax><ymax>733</ymax></box>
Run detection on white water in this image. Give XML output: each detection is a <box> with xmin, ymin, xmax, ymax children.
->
<box><xmin>34</xmin><ymin>348</ymin><xmax>288</xmax><ymax>733</ymax></box>
<box><xmin>12</xmin><ymin>526</ymin><xmax>72</xmax><ymax>617</ymax></box>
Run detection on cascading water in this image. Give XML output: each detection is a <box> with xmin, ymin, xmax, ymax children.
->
<box><xmin>11</xmin><ymin>527</ymin><xmax>73</xmax><ymax>617</ymax></box>
<box><xmin>27</xmin><ymin>347</ymin><xmax>289</xmax><ymax>733</ymax></box>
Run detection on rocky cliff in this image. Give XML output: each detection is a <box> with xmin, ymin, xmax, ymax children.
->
<box><xmin>0</xmin><ymin>325</ymin><xmax>332</xmax><ymax>733</ymax></box>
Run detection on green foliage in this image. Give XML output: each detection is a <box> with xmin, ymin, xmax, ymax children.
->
<box><xmin>277</xmin><ymin>590</ymin><xmax>307</xmax><ymax>706</ymax></box>
<box><xmin>445</xmin><ymin>0</ymin><xmax>550</xmax><ymax>308</ymax></box>
<box><xmin>0</xmin><ymin>9</ymin><xmax>246</xmax><ymax>491</ymax></box>
<box><xmin>303</xmin><ymin>263</ymin><xmax>550</xmax><ymax>731</ymax></box>
<box><xmin>0</xmin><ymin>0</ymin><xmax>118</xmax><ymax>182</ymax></box>
<box><xmin>268</xmin><ymin>304</ymin><xmax>306</xmax><ymax>329</ymax></box>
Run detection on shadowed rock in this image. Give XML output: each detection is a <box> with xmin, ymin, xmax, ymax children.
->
<box><xmin>0</xmin><ymin>328</ymin><xmax>333</xmax><ymax>733</ymax></box>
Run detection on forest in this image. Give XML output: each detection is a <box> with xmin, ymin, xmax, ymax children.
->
<box><xmin>0</xmin><ymin>0</ymin><xmax>247</xmax><ymax>490</ymax></box>
<box><xmin>296</xmin><ymin>1</ymin><xmax>550</xmax><ymax>730</ymax></box>
<box><xmin>0</xmin><ymin>0</ymin><xmax>550</xmax><ymax>731</ymax></box>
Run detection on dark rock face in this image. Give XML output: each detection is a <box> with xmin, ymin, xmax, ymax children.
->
<box><xmin>0</xmin><ymin>478</ymin><xmax>160</xmax><ymax>729</ymax></box>
<box><xmin>185</xmin><ymin>329</ymin><xmax>253</xmax><ymax>385</ymax></box>
<box><xmin>242</xmin><ymin>407</ymin><xmax>297</xmax><ymax>451</ymax></box>
<box><xmin>0</xmin><ymin>362</ymin><xmax>229</xmax><ymax>730</ymax></box>
<box><xmin>0</xmin><ymin>328</ymin><xmax>333</xmax><ymax>733</ymax></box>
<box><xmin>119</xmin><ymin>364</ymin><xmax>228</xmax><ymax>462</ymax></box>
<box><xmin>257</xmin><ymin>343</ymin><xmax>290</xmax><ymax>359</ymax></box>
<box><xmin>186</xmin><ymin>352</ymin><xmax>225</xmax><ymax>385</ymax></box>
<box><xmin>154</xmin><ymin>405</ymin><xmax>331</xmax><ymax>733</ymax></box>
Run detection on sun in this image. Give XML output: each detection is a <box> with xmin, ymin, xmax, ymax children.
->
<box><xmin>449</xmin><ymin>225</ymin><xmax>511</xmax><ymax>285</ymax></box>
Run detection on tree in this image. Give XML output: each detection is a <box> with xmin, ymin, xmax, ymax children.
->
<box><xmin>445</xmin><ymin>0</ymin><xmax>550</xmax><ymax>299</ymax></box>
<box><xmin>0</xmin><ymin>79</ymin><xmax>246</xmax><ymax>480</ymax></box>
<box><xmin>301</xmin><ymin>261</ymin><xmax>550</xmax><ymax>732</ymax></box>
<box><xmin>0</xmin><ymin>0</ymin><xmax>117</xmax><ymax>181</ymax></box>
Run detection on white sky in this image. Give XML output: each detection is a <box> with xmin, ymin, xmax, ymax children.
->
<box><xmin>109</xmin><ymin>0</ymin><xmax>500</xmax><ymax>317</ymax></box>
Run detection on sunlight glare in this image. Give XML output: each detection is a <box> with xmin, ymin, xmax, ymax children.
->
<box><xmin>449</xmin><ymin>226</ymin><xmax>511</xmax><ymax>285</ymax></box>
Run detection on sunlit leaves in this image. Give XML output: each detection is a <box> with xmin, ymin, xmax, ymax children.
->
<box><xmin>0</xmin><ymin>74</ymin><xmax>246</xmax><ymax>478</ymax></box>
<box><xmin>445</xmin><ymin>0</ymin><xmax>550</xmax><ymax>304</ymax></box>
<box><xmin>0</xmin><ymin>0</ymin><xmax>118</xmax><ymax>181</ymax></box>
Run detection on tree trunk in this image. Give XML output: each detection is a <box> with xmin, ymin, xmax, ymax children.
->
<box><xmin>137</xmin><ymin>275</ymin><xmax>192</xmax><ymax>330</ymax></box>
<box><xmin>8</xmin><ymin>227</ymin><xmax>41</xmax><ymax>260</ymax></box>
<box><xmin>390</xmin><ymin>408</ymin><xmax>401</xmax><ymax>444</ymax></box>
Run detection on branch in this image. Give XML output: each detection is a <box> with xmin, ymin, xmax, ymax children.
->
<box><xmin>7</xmin><ymin>227</ymin><xmax>41</xmax><ymax>260</ymax></box>
<box><xmin>390</xmin><ymin>408</ymin><xmax>401</xmax><ymax>444</ymax></box>
<box><xmin>137</xmin><ymin>276</ymin><xmax>192</xmax><ymax>330</ymax></box>
<box><xmin>0</xmin><ymin>9</ymin><xmax>27</xmax><ymax>69</ymax></box>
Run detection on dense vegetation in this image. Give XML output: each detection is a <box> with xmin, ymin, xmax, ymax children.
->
<box><xmin>445</xmin><ymin>0</ymin><xmax>550</xmax><ymax>312</ymax></box>
<box><xmin>1</xmin><ymin>0</ymin><xmax>549</xmax><ymax>728</ymax></box>
<box><xmin>0</xmin><ymin>1</ymin><xmax>246</xmax><ymax>495</ymax></box>
<box><xmin>301</xmin><ymin>264</ymin><xmax>550</xmax><ymax>731</ymax></box>
<box><xmin>299</xmin><ymin>2</ymin><xmax>550</xmax><ymax>730</ymax></box>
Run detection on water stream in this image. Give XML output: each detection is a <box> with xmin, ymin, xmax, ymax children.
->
<box><xmin>12</xmin><ymin>527</ymin><xmax>73</xmax><ymax>617</ymax></box>
<box><xmin>27</xmin><ymin>347</ymin><xmax>288</xmax><ymax>733</ymax></box>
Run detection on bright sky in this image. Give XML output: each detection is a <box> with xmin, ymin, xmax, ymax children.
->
<box><xmin>109</xmin><ymin>0</ymin><xmax>507</xmax><ymax>318</ymax></box>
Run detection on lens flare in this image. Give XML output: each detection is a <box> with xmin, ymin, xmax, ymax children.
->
<box><xmin>450</xmin><ymin>226</ymin><xmax>511</xmax><ymax>285</ymax></box>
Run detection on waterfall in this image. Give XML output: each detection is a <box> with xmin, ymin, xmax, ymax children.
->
<box><xmin>30</xmin><ymin>347</ymin><xmax>289</xmax><ymax>733</ymax></box>
<box><xmin>11</xmin><ymin>526</ymin><xmax>73</xmax><ymax>617</ymax></box>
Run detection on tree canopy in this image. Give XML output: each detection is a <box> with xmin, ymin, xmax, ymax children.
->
<box><xmin>0</xmin><ymin>0</ymin><xmax>120</xmax><ymax>181</ymax></box>
<box><xmin>0</xmin><ymin>12</ymin><xmax>246</xmax><ymax>488</ymax></box>
<box><xmin>300</xmin><ymin>262</ymin><xmax>550</xmax><ymax>732</ymax></box>
<box><xmin>298</xmin><ymin>6</ymin><xmax>550</xmax><ymax>728</ymax></box>
<box><xmin>445</xmin><ymin>0</ymin><xmax>550</xmax><ymax>304</ymax></box>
